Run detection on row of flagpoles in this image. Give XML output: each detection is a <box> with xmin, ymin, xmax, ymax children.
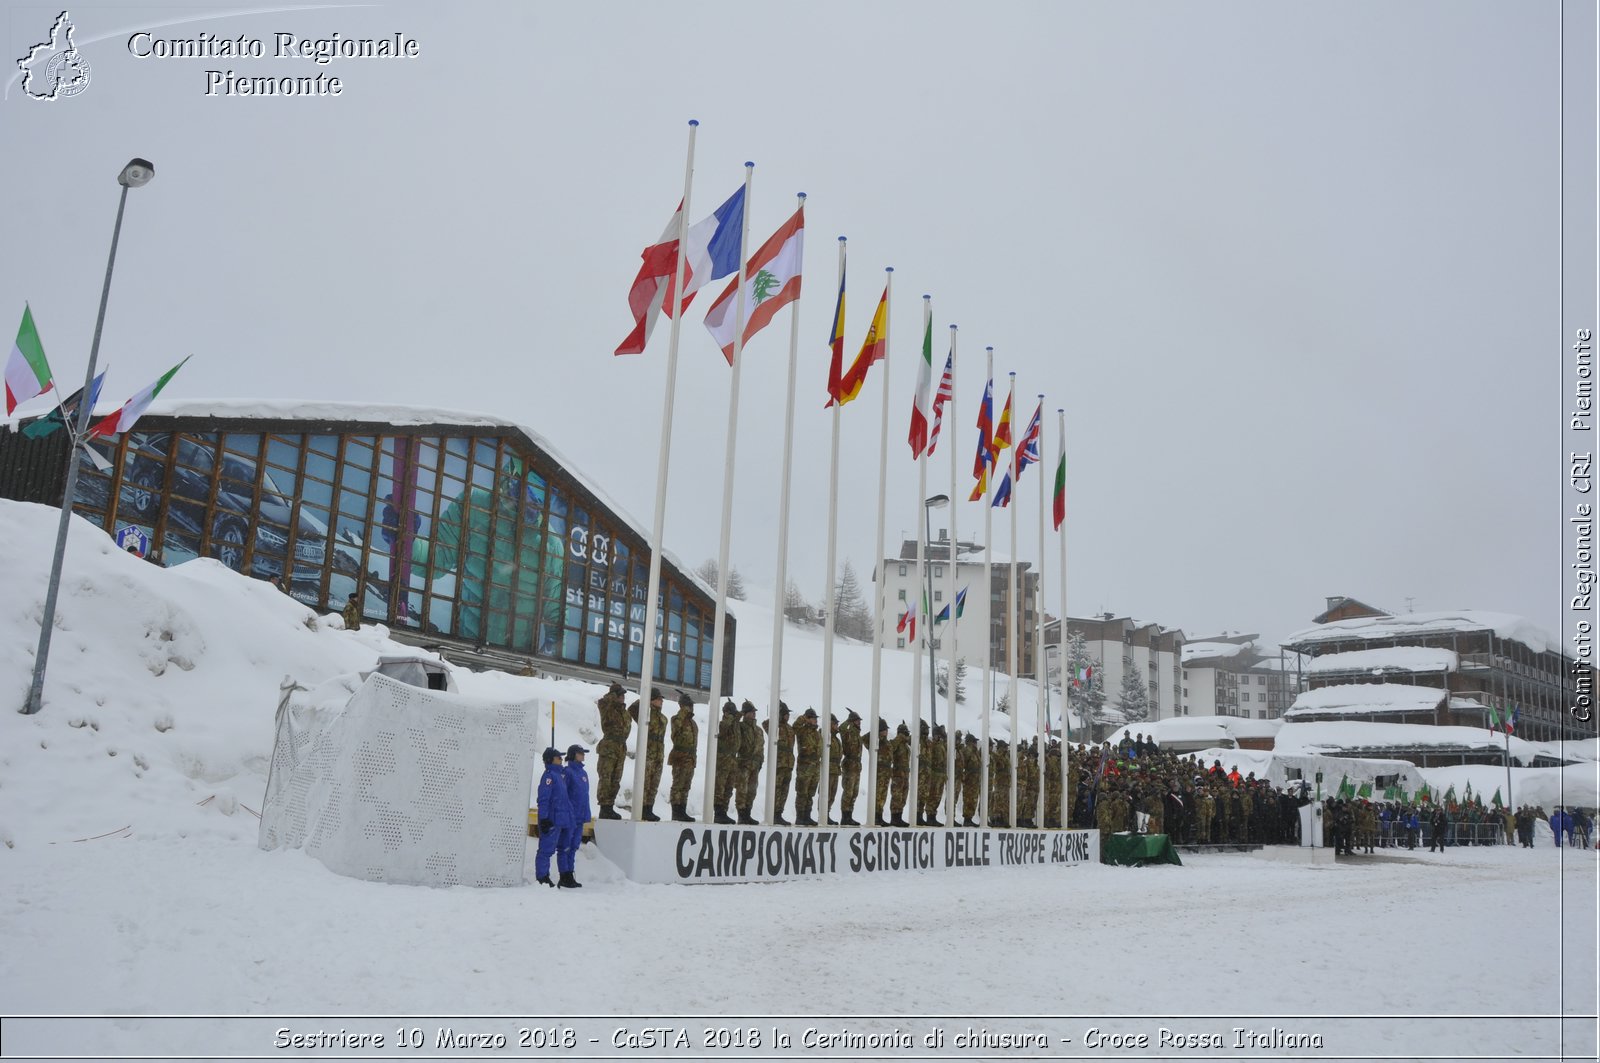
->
<box><xmin>612</xmin><ymin>121</ymin><xmax>1078</xmax><ymax>830</ymax></box>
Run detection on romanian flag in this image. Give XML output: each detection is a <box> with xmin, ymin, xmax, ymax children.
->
<box><xmin>829</xmin><ymin>283</ymin><xmax>887</xmax><ymax>406</ymax></box>
<box><xmin>826</xmin><ymin>255</ymin><xmax>846</xmax><ymax>403</ymax></box>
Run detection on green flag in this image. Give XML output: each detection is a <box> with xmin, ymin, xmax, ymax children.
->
<box><xmin>1357</xmin><ymin>780</ymin><xmax>1373</xmax><ymax>799</ymax></box>
<box><xmin>1491</xmin><ymin>787</ymin><xmax>1503</xmax><ymax>808</ymax></box>
<box><xmin>6</xmin><ymin>303</ymin><xmax>54</xmax><ymax>414</ymax></box>
<box><xmin>1337</xmin><ymin>774</ymin><xmax>1355</xmax><ymax>799</ymax></box>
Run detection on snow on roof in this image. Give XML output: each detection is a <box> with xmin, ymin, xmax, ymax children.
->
<box><xmin>1285</xmin><ymin>682</ymin><xmax>1445</xmax><ymax>718</ymax></box>
<box><xmin>1274</xmin><ymin>720</ymin><xmax>1543</xmax><ymax>765</ymax></box>
<box><xmin>1285</xmin><ymin>609</ymin><xmax>1563</xmax><ymax>657</ymax></box>
<box><xmin>108</xmin><ymin>399</ymin><xmax>720</xmax><ymax>602</ymax></box>
<box><xmin>1181</xmin><ymin>641</ymin><xmax>1247</xmax><ymax>663</ymax></box>
<box><xmin>1306</xmin><ymin>647</ymin><xmax>1459</xmax><ymax>675</ymax></box>
<box><xmin>1107</xmin><ymin>714</ymin><xmax>1282</xmax><ymax>747</ymax></box>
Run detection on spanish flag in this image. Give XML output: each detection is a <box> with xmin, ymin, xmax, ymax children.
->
<box><xmin>828</xmin><ymin>283</ymin><xmax>887</xmax><ymax>406</ymax></box>
<box><xmin>991</xmin><ymin>389</ymin><xmax>1013</xmax><ymax>460</ymax></box>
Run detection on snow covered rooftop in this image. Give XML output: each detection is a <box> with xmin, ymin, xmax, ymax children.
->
<box><xmin>1285</xmin><ymin>682</ymin><xmax>1445</xmax><ymax>718</ymax></box>
<box><xmin>1107</xmin><ymin>714</ymin><xmax>1282</xmax><ymax>748</ymax></box>
<box><xmin>1181</xmin><ymin>641</ymin><xmax>1248</xmax><ymax>663</ymax></box>
<box><xmin>90</xmin><ymin>398</ymin><xmax>720</xmax><ymax>603</ymax></box>
<box><xmin>1306</xmin><ymin>647</ymin><xmax>1459</xmax><ymax>676</ymax></box>
<box><xmin>1274</xmin><ymin>720</ymin><xmax>1543</xmax><ymax>764</ymax></box>
<box><xmin>1285</xmin><ymin>609</ymin><xmax>1563</xmax><ymax>657</ymax></box>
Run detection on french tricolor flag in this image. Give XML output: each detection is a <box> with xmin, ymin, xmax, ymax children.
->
<box><xmin>615</xmin><ymin>185</ymin><xmax>746</xmax><ymax>356</ymax></box>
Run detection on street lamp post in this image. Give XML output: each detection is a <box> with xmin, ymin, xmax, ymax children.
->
<box><xmin>923</xmin><ymin>494</ymin><xmax>949</xmax><ymax>726</ymax></box>
<box><xmin>21</xmin><ymin>158</ymin><xmax>156</xmax><ymax>716</ymax></box>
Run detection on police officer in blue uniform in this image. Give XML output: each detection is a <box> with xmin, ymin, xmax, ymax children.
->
<box><xmin>560</xmin><ymin>744</ymin><xmax>591</xmax><ymax>888</ymax></box>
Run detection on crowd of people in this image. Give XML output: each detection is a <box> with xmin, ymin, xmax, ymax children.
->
<box><xmin>560</xmin><ymin>688</ymin><xmax>1597</xmax><ymax>860</ymax></box>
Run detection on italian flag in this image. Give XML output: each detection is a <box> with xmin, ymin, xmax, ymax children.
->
<box><xmin>907</xmin><ymin>307</ymin><xmax>933</xmax><ymax>457</ymax></box>
<box><xmin>6</xmin><ymin>304</ymin><xmax>53</xmax><ymax>414</ymax></box>
<box><xmin>89</xmin><ymin>356</ymin><xmax>189</xmax><ymax>438</ymax></box>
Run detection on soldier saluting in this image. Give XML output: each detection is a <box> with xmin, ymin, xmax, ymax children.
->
<box><xmin>595</xmin><ymin>681</ymin><xmax>631</xmax><ymax>820</ymax></box>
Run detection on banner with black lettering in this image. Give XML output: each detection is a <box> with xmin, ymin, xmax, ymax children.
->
<box><xmin>595</xmin><ymin>823</ymin><xmax>1098</xmax><ymax>885</ymax></box>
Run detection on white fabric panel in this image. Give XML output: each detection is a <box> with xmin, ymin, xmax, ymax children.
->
<box><xmin>260</xmin><ymin>672</ymin><xmax>536</xmax><ymax>888</ymax></box>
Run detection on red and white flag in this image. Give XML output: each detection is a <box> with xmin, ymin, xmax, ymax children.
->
<box><xmin>615</xmin><ymin>186</ymin><xmax>747</xmax><ymax>356</ymax></box>
<box><xmin>925</xmin><ymin>348</ymin><xmax>954</xmax><ymax>456</ymax></box>
<box><xmin>703</xmin><ymin>205</ymin><xmax>804</xmax><ymax>364</ymax></box>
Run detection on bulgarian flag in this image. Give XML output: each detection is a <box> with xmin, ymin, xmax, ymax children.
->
<box><xmin>907</xmin><ymin>307</ymin><xmax>933</xmax><ymax>457</ymax></box>
<box><xmin>6</xmin><ymin>304</ymin><xmax>54</xmax><ymax>414</ymax></box>
<box><xmin>1052</xmin><ymin>438</ymin><xmax>1066</xmax><ymax>530</ymax></box>
<box><xmin>704</xmin><ymin>205</ymin><xmax>804</xmax><ymax>365</ymax></box>
<box><xmin>828</xmin><ymin>281</ymin><xmax>887</xmax><ymax>406</ymax></box>
<box><xmin>88</xmin><ymin>357</ymin><xmax>189</xmax><ymax>439</ymax></box>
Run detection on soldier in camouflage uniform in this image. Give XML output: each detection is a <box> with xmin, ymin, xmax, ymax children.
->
<box><xmin>713</xmin><ymin>700</ymin><xmax>740</xmax><ymax>825</ymax></box>
<box><xmin>668</xmin><ymin>692</ymin><xmax>698</xmax><ymax>822</ymax></box>
<box><xmin>1239</xmin><ymin>783</ymin><xmax>1255</xmax><ymax>844</ymax></box>
<box><xmin>1196</xmin><ymin>782</ymin><xmax>1216</xmax><ymax>843</ymax></box>
<box><xmin>920</xmin><ymin>724</ymin><xmax>949</xmax><ymax>827</ymax></box>
<box><xmin>959</xmin><ymin>733</ymin><xmax>981</xmax><ymax>827</ymax></box>
<box><xmin>772</xmin><ymin>703</ymin><xmax>795</xmax><ymax>826</ymax></box>
<box><xmin>735</xmin><ymin>701</ymin><xmax>764</xmax><ymax>825</ymax></box>
<box><xmin>887</xmin><ymin>722</ymin><xmax>912</xmax><ymax>828</ymax></box>
<box><xmin>988</xmin><ymin>739</ymin><xmax>1012</xmax><ymax>827</ymax></box>
<box><xmin>639</xmin><ymin>690</ymin><xmax>667</xmax><ymax>821</ymax></box>
<box><xmin>1017</xmin><ymin>738</ymin><xmax>1039</xmax><ymax>828</ymax></box>
<box><xmin>596</xmin><ymin>681</ymin><xmax>632</xmax><ymax>819</ymax></box>
<box><xmin>824</xmin><ymin>714</ymin><xmax>843</xmax><ymax>825</ymax></box>
<box><xmin>914</xmin><ymin>721</ymin><xmax>933</xmax><ymax>826</ymax></box>
<box><xmin>1141</xmin><ymin>783</ymin><xmax>1164</xmax><ymax>835</ymax></box>
<box><xmin>793</xmin><ymin>708</ymin><xmax>822</xmax><ymax>826</ymax></box>
<box><xmin>837</xmin><ymin>709</ymin><xmax>863</xmax><ymax>826</ymax></box>
<box><xmin>874</xmin><ymin>719</ymin><xmax>892</xmax><ymax>826</ymax></box>
<box><xmin>1095</xmin><ymin>782</ymin><xmax>1120</xmax><ymax>853</ymax></box>
<box><xmin>1044</xmin><ymin>739</ymin><xmax>1063</xmax><ymax>828</ymax></box>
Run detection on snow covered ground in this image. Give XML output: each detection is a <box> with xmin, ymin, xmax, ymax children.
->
<box><xmin>1</xmin><ymin>500</ymin><xmax>1596</xmax><ymax>1061</ymax></box>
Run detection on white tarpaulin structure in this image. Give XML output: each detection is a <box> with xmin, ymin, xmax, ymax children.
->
<box><xmin>259</xmin><ymin>671</ymin><xmax>538</xmax><ymax>888</ymax></box>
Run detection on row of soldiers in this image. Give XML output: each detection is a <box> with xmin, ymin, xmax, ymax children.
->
<box><xmin>592</xmin><ymin>683</ymin><xmax>1095</xmax><ymax>828</ymax></box>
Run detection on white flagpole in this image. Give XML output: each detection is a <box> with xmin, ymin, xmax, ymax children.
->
<box><xmin>908</xmin><ymin>294</ymin><xmax>930</xmax><ymax>826</ymax></box>
<box><xmin>699</xmin><ymin>161</ymin><xmax>754</xmax><ymax>824</ymax></box>
<box><xmin>979</xmin><ymin>346</ymin><xmax>994</xmax><ymax>827</ymax></box>
<box><xmin>1006</xmin><ymin>371</ymin><xmax>1019</xmax><ymax>829</ymax></box>
<box><xmin>629</xmin><ymin>119</ymin><xmax>697</xmax><ymax>821</ymax></box>
<box><xmin>1034</xmin><ymin>393</ymin><xmax>1047</xmax><ymax>829</ymax></box>
<box><xmin>866</xmin><ymin>267</ymin><xmax>894</xmax><ymax>826</ymax></box>
<box><xmin>1057</xmin><ymin>406</ymin><xmax>1070</xmax><ymax>829</ymax></box>
<box><xmin>944</xmin><ymin>324</ymin><xmax>960</xmax><ymax>824</ymax></box>
<box><xmin>818</xmin><ymin>238</ymin><xmax>845</xmax><ymax>827</ymax></box>
<box><xmin>763</xmin><ymin>193</ymin><xmax>808</xmax><ymax>826</ymax></box>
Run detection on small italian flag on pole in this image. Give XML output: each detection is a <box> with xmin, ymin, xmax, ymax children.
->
<box><xmin>6</xmin><ymin>304</ymin><xmax>54</xmax><ymax>415</ymax></box>
<box><xmin>89</xmin><ymin>356</ymin><xmax>190</xmax><ymax>439</ymax></box>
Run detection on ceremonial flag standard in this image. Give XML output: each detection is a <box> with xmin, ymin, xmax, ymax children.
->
<box><xmin>88</xmin><ymin>357</ymin><xmax>190</xmax><ymax>439</ymax></box>
<box><xmin>6</xmin><ymin>304</ymin><xmax>53</xmax><ymax>414</ymax></box>
<box><xmin>908</xmin><ymin>312</ymin><xmax>934</xmax><ymax>456</ymax></box>
<box><xmin>704</xmin><ymin>206</ymin><xmax>805</xmax><ymax>364</ymax></box>
<box><xmin>828</xmin><ymin>283</ymin><xmax>887</xmax><ymax>405</ymax></box>
<box><xmin>615</xmin><ymin>186</ymin><xmax>747</xmax><ymax>356</ymax></box>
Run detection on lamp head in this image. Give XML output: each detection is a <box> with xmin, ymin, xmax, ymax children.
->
<box><xmin>925</xmin><ymin>494</ymin><xmax>950</xmax><ymax>510</ymax></box>
<box><xmin>119</xmin><ymin>159</ymin><xmax>155</xmax><ymax>188</ymax></box>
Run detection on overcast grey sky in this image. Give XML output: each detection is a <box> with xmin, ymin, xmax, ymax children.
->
<box><xmin>1</xmin><ymin>1</ymin><xmax>1563</xmax><ymax>646</ymax></box>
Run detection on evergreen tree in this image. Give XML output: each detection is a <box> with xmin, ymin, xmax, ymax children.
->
<box><xmin>935</xmin><ymin>657</ymin><xmax>969</xmax><ymax>704</ymax></box>
<box><xmin>784</xmin><ymin>580</ymin><xmax>812</xmax><ymax>625</ymax></box>
<box><xmin>695</xmin><ymin>558</ymin><xmax>745</xmax><ymax>600</ymax></box>
<box><xmin>1116</xmin><ymin>658</ymin><xmax>1151</xmax><ymax>724</ymax></box>
<box><xmin>833</xmin><ymin>559</ymin><xmax>871</xmax><ymax>640</ymax></box>
<box><xmin>1063</xmin><ymin>631</ymin><xmax>1107</xmax><ymax>729</ymax></box>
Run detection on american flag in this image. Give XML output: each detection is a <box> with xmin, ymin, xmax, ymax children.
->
<box><xmin>925</xmin><ymin>349</ymin><xmax>955</xmax><ymax>455</ymax></box>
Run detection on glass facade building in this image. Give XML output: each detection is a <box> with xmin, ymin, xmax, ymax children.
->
<box><xmin>1</xmin><ymin>406</ymin><xmax>730</xmax><ymax>692</ymax></box>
